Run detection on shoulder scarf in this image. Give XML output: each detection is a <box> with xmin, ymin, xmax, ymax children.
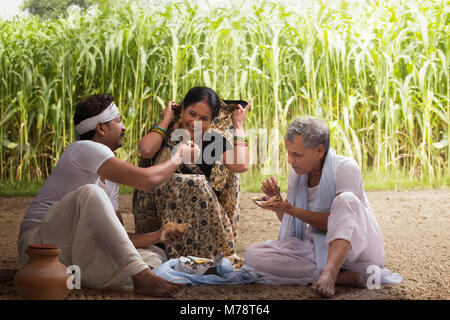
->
<box><xmin>278</xmin><ymin>147</ymin><xmax>336</xmax><ymax>279</ymax></box>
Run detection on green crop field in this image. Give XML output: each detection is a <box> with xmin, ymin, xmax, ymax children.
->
<box><xmin>0</xmin><ymin>0</ymin><xmax>448</xmax><ymax>194</ymax></box>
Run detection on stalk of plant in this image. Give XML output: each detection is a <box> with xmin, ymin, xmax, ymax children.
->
<box><xmin>0</xmin><ymin>0</ymin><xmax>447</xmax><ymax>188</ymax></box>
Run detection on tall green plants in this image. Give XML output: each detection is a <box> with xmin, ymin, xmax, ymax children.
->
<box><xmin>0</xmin><ymin>0</ymin><xmax>448</xmax><ymax>185</ymax></box>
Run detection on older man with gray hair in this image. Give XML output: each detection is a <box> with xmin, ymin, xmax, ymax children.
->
<box><xmin>245</xmin><ymin>116</ymin><xmax>402</xmax><ymax>298</ymax></box>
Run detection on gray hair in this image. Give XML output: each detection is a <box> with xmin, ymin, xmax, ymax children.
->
<box><xmin>285</xmin><ymin>116</ymin><xmax>330</xmax><ymax>153</ymax></box>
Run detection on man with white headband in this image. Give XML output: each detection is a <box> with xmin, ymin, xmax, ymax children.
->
<box><xmin>17</xmin><ymin>94</ymin><xmax>200</xmax><ymax>297</ymax></box>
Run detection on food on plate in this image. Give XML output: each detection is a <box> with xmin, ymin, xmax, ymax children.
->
<box><xmin>251</xmin><ymin>195</ymin><xmax>283</xmax><ymax>207</ymax></box>
<box><xmin>174</xmin><ymin>254</ymin><xmax>224</xmax><ymax>275</ymax></box>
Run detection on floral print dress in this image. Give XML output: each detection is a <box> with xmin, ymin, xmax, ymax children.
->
<box><xmin>132</xmin><ymin>102</ymin><xmax>243</xmax><ymax>268</ymax></box>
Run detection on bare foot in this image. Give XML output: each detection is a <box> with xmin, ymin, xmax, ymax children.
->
<box><xmin>336</xmin><ymin>270</ymin><xmax>366</xmax><ymax>288</ymax></box>
<box><xmin>310</xmin><ymin>268</ymin><xmax>338</xmax><ymax>298</ymax></box>
<box><xmin>132</xmin><ymin>268</ymin><xmax>184</xmax><ymax>297</ymax></box>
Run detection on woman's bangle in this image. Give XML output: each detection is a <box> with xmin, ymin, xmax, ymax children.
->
<box><xmin>151</xmin><ymin>126</ymin><xmax>166</xmax><ymax>139</ymax></box>
<box><xmin>234</xmin><ymin>141</ymin><xmax>248</xmax><ymax>147</ymax></box>
<box><xmin>233</xmin><ymin>136</ymin><xmax>248</xmax><ymax>144</ymax></box>
<box><xmin>154</xmin><ymin>126</ymin><xmax>167</xmax><ymax>134</ymax></box>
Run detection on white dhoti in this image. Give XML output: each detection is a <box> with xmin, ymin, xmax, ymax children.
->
<box><xmin>245</xmin><ymin>192</ymin><xmax>401</xmax><ymax>285</ymax></box>
<box><xmin>243</xmin><ymin>237</ymin><xmax>317</xmax><ymax>285</ymax></box>
<box><xmin>18</xmin><ymin>184</ymin><xmax>167</xmax><ymax>291</ymax></box>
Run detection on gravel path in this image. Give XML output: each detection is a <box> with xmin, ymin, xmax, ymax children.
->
<box><xmin>1</xmin><ymin>189</ymin><xmax>448</xmax><ymax>300</ymax></box>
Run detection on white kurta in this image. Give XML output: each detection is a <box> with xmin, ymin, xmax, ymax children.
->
<box><xmin>18</xmin><ymin>184</ymin><xmax>167</xmax><ymax>291</ymax></box>
<box><xmin>18</xmin><ymin>140</ymin><xmax>167</xmax><ymax>291</ymax></box>
<box><xmin>245</xmin><ymin>156</ymin><xmax>401</xmax><ymax>285</ymax></box>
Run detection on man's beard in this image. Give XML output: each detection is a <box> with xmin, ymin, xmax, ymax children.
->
<box><xmin>112</xmin><ymin>131</ymin><xmax>125</xmax><ymax>151</ymax></box>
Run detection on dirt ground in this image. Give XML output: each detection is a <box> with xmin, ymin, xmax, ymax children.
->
<box><xmin>0</xmin><ymin>190</ymin><xmax>449</xmax><ymax>300</ymax></box>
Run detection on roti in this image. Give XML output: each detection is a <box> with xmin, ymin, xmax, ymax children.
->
<box><xmin>161</xmin><ymin>222</ymin><xmax>192</xmax><ymax>242</ymax></box>
<box><xmin>251</xmin><ymin>195</ymin><xmax>283</xmax><ymax>207</ymax></box>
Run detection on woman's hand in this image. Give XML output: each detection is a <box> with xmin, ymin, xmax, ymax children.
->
<box><xmin>232</xmin><ymin>99</ymin><xmax>252</xmax><ymax>129</ymax></box>
<box><xmin>261</xmin><ymin>176</ymin><xmax>281</xmax><ymax>197</ymax></box>
<box><xmin>162</xmin><ymin>100</ymin><xmax>177</xmax><ymax>124</ymax></box>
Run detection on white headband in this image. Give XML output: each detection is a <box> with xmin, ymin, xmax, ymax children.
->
<box><xmin>75</xmin><ymin>102</ymin><xmax>120</xmax><ymax>140</ymax></box>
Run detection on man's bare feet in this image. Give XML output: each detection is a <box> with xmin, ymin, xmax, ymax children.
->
<box><xmin>132</xmin><ymin>268</ymin><xmax>184</xmax><ymax>297</ymax></box>
<box><xmin>336</xmin><ymin>270</ymin><xmax>366</xmax><ymax>288</ymax></box>
<box><xmin>310</xmin><ymin>269</ymin><xmax>366</xmax><ymax>298</ymax></box>
<box><xmin>310</xmin><ymin>268</ymin><xmax>338</xmax><ymax>298</ymax></box>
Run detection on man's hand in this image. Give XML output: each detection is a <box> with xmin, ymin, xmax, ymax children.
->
<box><xmin>159</xmin><ymin>222</ymin><xmax>191</xmax><ymax>245</ymax></box>
<box><xmin>159</xmin><ymin>227</ymin><xmax>183</xmax><ymax>245</ymax></box>
<box><xmin>253</xmin><ymin>197</ymin><xmax>291</xmax><ymax>222</ymax></box>
<box><xmin>261</xmin><ymin>176</ymin><xmax>281</xmax><ymax>197</ymax></box>
<box><xmin>263</xmin><ymin>200</ymin><xmax>293</xmax><ymax>214</ymax></box>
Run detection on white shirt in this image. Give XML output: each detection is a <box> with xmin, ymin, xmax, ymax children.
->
<box><xmin>334</xmin><ymin>155</ymin><xmax>371</xmax><ymax>212</ymax></box>
<box><xmin>302</xmin><ymin>155</ymin><xmax>384</xmax><ymax>270</ymax></box>
<box><xmin>24</xmin><ymin>140</ymin><xmax>116</xmax><ymax>222</ymax></box>
<box><xmin>307</xmin><ymin>184</ymin><xmax>319</xmax><ymax>212</ymax></box>
<box><xmin>298</xmin><ymin>154</ymin><xmax>376</xmax><ymax>237</ymax></box>
<box><xmin>291</xmin><ymin>155</ymin><xmax>372</xmax><ymax>213</ymax></box>
<box><xmin>97</xmin><ymin>177</ymin><xmax>119</xmax><ymax>211</ymax></box>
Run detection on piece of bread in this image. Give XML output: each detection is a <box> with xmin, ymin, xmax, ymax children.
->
<box><xmin>252</xmin><ymin>195</ymin><xmax>283</xmax><ymax>207</ymax></box>
<box><xmin>161</xmin><ymin>222</ymin><xmax>191</xmax><ymax>242</ymax></box>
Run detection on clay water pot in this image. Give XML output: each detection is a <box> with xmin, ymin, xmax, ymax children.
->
<box><xmin>14</xmin><ymin>244</ymin><xmax>70</xmax><ymax>300</ymax></box>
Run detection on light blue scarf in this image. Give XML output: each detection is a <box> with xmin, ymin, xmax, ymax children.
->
<box><xmin>278</xmin><ymin>147</ymin><xmax>336</xmax><ymax>279</ymax></box>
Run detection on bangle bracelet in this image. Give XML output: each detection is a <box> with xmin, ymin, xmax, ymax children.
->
<box><xmin>154</xmin><ymin>126</ymin><xmax>167</xmax><ymax>134</ymax></box>
<box><xmin>151</xmin><ymin>127</ymin><xmax>166</xmax><ymax>139</ymax></box>
<box><xmin>234</xmin><ymin>136</ymin><xmax>248</xmax><ymax>144</ymax></box>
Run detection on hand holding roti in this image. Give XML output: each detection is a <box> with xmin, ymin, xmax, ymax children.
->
<box><xmin>261</xmin><ymin>176</ymin><xmax>281</xmax><ymax>198</ymax></box>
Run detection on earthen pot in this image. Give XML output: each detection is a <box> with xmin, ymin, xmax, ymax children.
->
<box><xmin>14</xmin><ymin>244</ymin><xmax>70</xmax><ymax>300</ymax></box>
